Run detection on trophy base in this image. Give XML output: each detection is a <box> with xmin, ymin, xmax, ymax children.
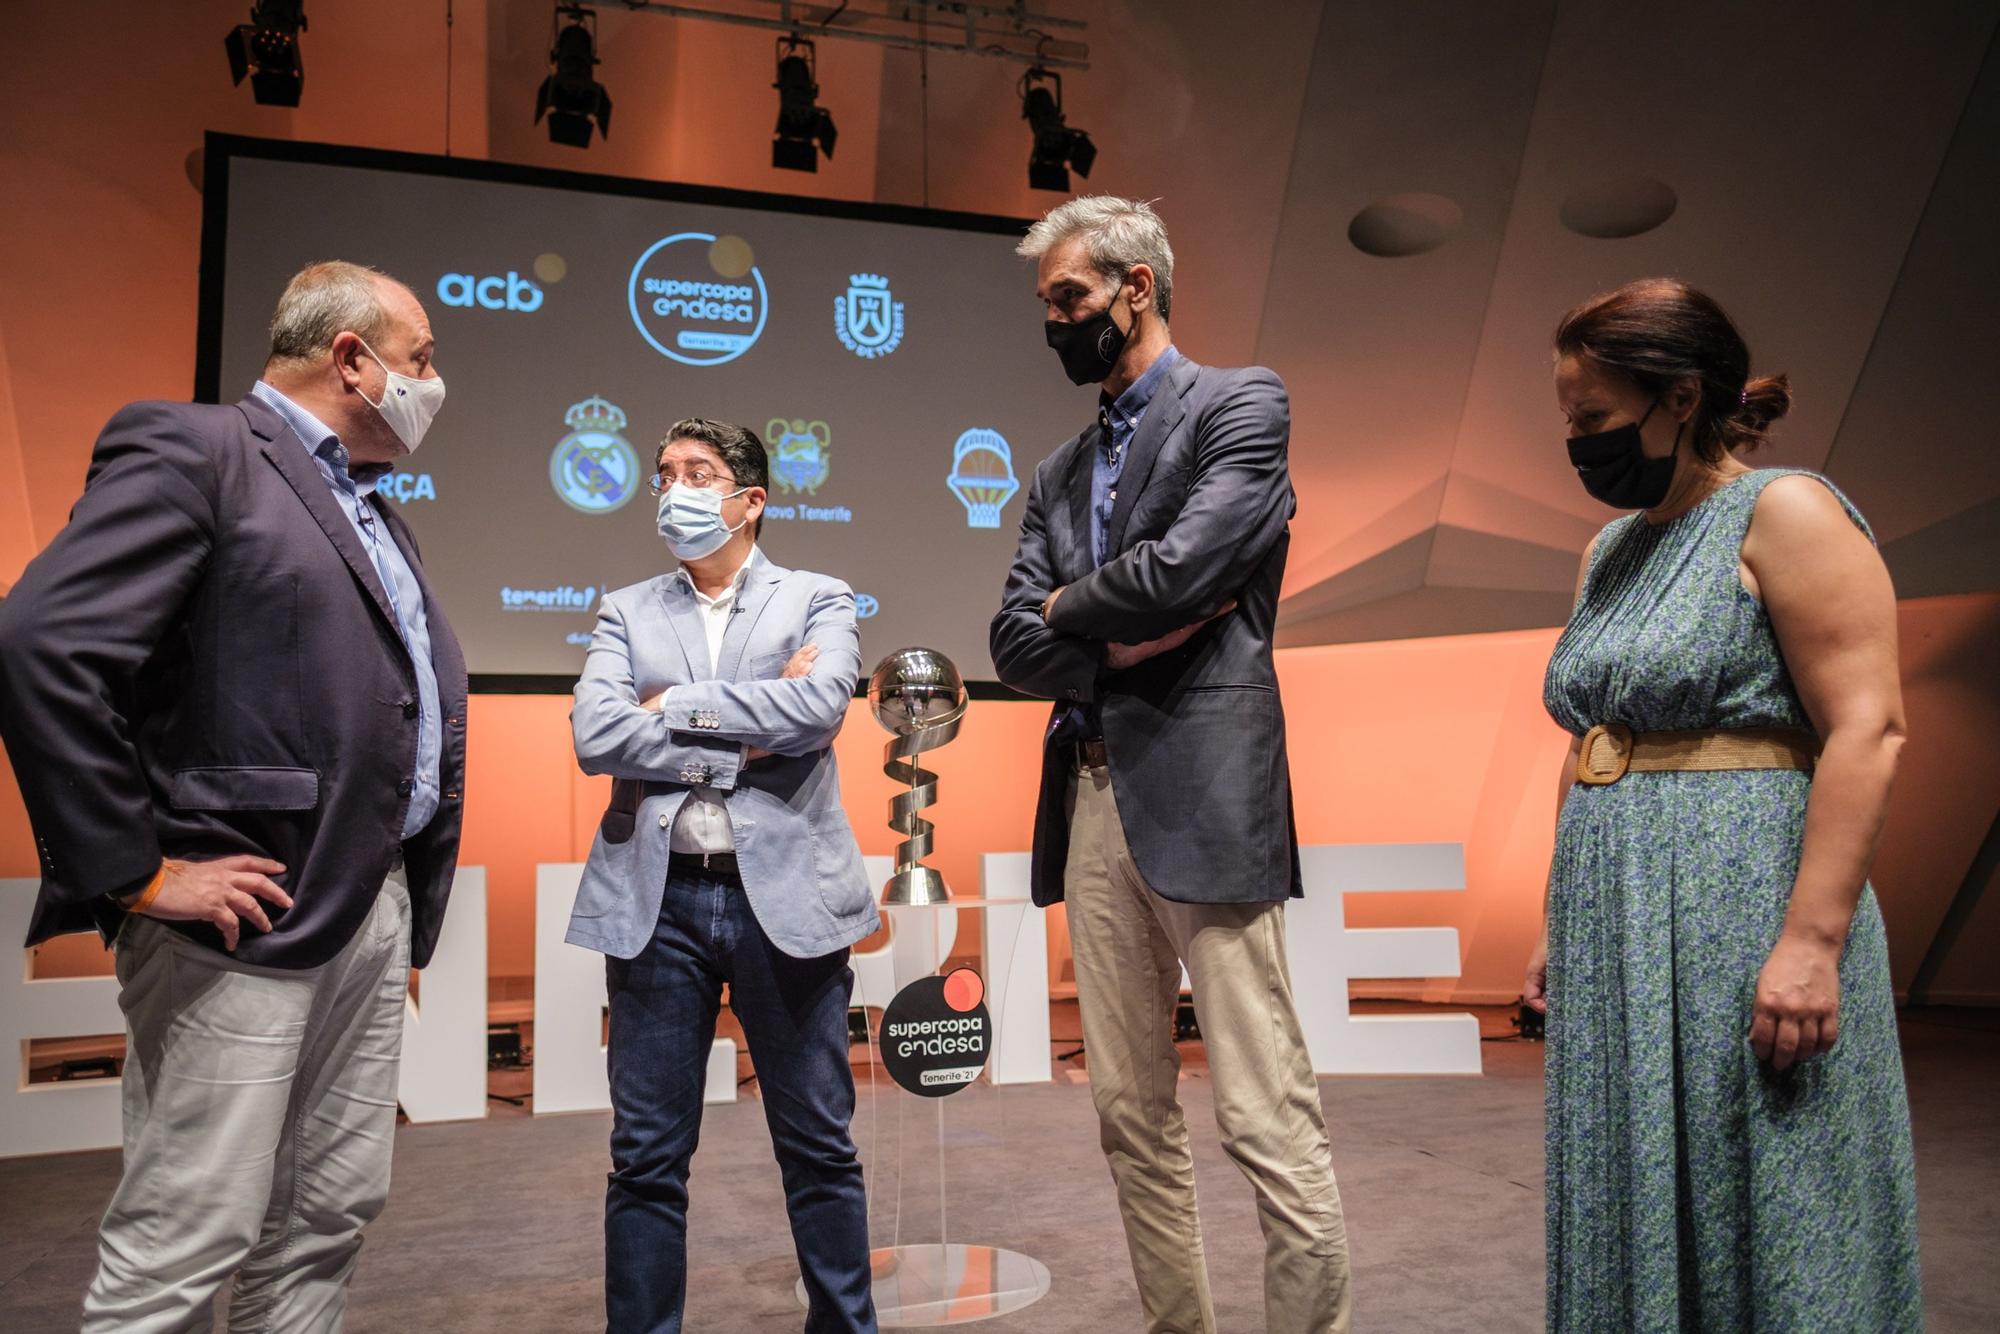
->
<box><xmin>883</xmin><ymin>865</ymin><xmax>951</xmax><ymax>906</ymax></box>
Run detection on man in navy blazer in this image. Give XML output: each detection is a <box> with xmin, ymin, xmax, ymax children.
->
<box><xmin>0</xmin><ymin>261</ymin><xmax>466</xmax><ymax>1330</ymax></box>
<box><xmin>990</xmin><ymin>198</ymin><xmax>1351</xmax><ymax>1333</ymax></box>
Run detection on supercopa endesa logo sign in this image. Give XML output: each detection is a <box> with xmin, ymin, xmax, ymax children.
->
<box><xmin>627</xmin><ymin>232</ymin><xmax>769</xmax><ymax>366</ymax></box>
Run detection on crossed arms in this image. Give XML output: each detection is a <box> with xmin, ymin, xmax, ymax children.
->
<box><xmin>989</xmin><ymin>367</ymin><xmax>1293</xmax><ymax>699</ymax></box>
<box><xmin>571</xmin><ymin>582</ymin><xmax>862</xmax><ymax>789</ymax></box>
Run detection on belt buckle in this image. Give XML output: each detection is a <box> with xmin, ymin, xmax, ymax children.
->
<box><xmin>1576</xmin><ymin>723</ymin><xmax>1634</xmax><ymax>785</ymax></box>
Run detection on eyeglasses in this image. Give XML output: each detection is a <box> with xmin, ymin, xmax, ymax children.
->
<box><xmin>648</xmin><ymin>466</ymin><xmax>737</xmax><ymax>495</ymax></box>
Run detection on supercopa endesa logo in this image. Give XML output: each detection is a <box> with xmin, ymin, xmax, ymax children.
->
<box><xmin>627</xmin><ymin>232</ymin><xmax>769</xmax><ymax>366</ymax></box>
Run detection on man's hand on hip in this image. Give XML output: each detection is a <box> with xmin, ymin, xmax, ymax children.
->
<box><xmin>124</xmin><ymin>856</ymin><xmax>295</xmax><ymax>952</ymax></box>
<box><xmin>1105</xmin><ymin>601</ymin><xmax>1238</xmax><ymax>671</ymax></box>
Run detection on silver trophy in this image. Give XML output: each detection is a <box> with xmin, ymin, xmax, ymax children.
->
<box><xmin>868</xmin><ymin>647</ymin><xmax>968</xmax><ymax>906</ymax></box>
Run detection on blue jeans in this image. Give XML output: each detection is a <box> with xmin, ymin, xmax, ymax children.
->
<box><xmin>603</xmin><ymin>863</ymin><xmax>875</xmax><ymax>1334</ymax></box>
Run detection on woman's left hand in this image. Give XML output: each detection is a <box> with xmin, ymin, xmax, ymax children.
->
<box><xmin>1749</xmin><ymin>933</ymin><xmax>1843</xmax><ymax>1070</ymax></box>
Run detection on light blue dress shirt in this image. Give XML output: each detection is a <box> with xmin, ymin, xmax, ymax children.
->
<box><xmin>251</xmin><ymin>381</ymin><xmax>442</xmax><ymax>838</ymax></box>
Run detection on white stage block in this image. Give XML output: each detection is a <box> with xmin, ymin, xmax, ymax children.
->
<box><xmin>1287</xmin><ymin>844</ymin><xmax>1483</xmax><ymax>1075</ymax></box>
<box><xmin>981</xmin><ymin>853</ymin><xmax>1051</xmax><ymax>1086</ymax></box>
<box><xmin>534</xmin><ymin>863</ymin><xmax>735</xmax><ymax>1113</ymax></box>
<box><xmin>399</xmin><ymin>868</ymin><xmax>488</xmax><ymax>1124</ymax></box>
<box><xmin>0</xmin><ymin>880</ymin><xmax>123</xmax><ymax>1158</ymax></box>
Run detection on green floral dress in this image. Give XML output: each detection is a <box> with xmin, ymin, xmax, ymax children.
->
<box><xmin>1541</xmin><ymin>469</ymin><xmax>1921</xmax><ymax>1331</ymax></box>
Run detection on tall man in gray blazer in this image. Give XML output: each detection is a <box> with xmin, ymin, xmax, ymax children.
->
<box><xmin>990</xmin><ymin>198</ymin><xmax>1351</xmax><ymax>1333</ymax></box>
<box><xmin>0</xmin><ymin>261</ymin><xmax>466</xmax><ymax>1330</ymax></box>
<box><xmin>568</xmin><ymin>418</ymin><xmax>878</xmax><ymax>1334</ymax></box>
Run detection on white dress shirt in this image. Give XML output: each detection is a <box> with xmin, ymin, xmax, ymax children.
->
<box><xmin>667</xmin><ymin>547</ymin><xmax>762</xmax><ymax>854</ymax></box>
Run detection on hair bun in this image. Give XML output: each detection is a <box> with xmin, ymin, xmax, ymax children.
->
<box><xmin>1739</xmin><ymin>373</ymin><xmax>1792</xmax><ymax>431</ymax></box>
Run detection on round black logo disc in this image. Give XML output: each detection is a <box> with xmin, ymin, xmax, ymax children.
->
<box><xmin>879</xmin><ymin>967</ymin><xmax>993</xmax><ymax>1097</ymax></box>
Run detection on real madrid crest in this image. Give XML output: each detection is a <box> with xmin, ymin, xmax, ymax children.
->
<box><xmin>766</xmin><ymin>418</ymin><xmax>833</xmax><ymax>496</ymax></box>
<box><xmin>549</xmin><ymin>395</ymin><xmax>643</xmax><ymax>515</ymax></box>
<box><xmin>834</xmin><ymin>273</ymin><xmax>905</xmax><ymax>359</ymax></box>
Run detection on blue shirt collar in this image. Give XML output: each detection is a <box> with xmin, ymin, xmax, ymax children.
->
<box><xmin>251</xmin><ymin>380</ymin><xmax>393</xmax><ymax>494</ymax></box>
<box><xmin>1101</xmin><ymin>344</ymin><xmax>1180</xmax><ymax>434</ymax></box>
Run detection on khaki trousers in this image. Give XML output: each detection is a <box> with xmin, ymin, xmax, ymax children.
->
<box><xmin>82</xmin><ymin>870</ymin><xmax>413</xmax><ymax>1334</ymax></box>
<box><xmin>1066</xmin><ymin>764</ymin><xmax>1351</xmax><ymax>1334</ymax></box>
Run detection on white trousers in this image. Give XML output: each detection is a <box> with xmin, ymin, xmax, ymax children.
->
<box><xmin>82</xmin><ymin>870</ymin><xmax>412</xmax><ymax>1334</ymax></box>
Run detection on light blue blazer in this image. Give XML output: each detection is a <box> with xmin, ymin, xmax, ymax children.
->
<box><xmin>566</xmin><ymin>552</ymin><xmax>879</xmax><ymax>960</ymax></box>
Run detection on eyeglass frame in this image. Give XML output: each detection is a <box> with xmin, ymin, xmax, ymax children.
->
<box><xmin>646</xmin><ymin>464</ymin><xmax>740</xmax><ymax>495</ymax></box>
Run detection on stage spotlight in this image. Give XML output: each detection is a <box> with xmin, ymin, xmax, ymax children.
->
<box><xmin>224</xmin><ymin>1</ymin><xmax>307</xmax><ymax>108</ymax></box>
<box><xmin>772</xmin><ymin>36</ymin><xmax>837</xmax><ymax>172</ymax></box>
<box><xmin>536</xmin><ymin>5</ymin><xmax>612</xmax><ymax>148</ymax></box>
<box><xmin>1020</xmin><ymin>67</ymin><xmax>1095</xmax><ymax>192</ymax></box>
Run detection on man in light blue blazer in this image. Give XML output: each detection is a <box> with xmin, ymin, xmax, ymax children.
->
<box><xmin>568</xmin><ymin>417</ymin><xmax>878</xmax><ymax>1334</ymax></box>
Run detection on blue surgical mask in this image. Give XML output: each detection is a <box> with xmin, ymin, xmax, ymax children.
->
<box><xmin>657</xmin><ymin>482</ymin><xmax>747</xmax><ymax>560</ymax></box>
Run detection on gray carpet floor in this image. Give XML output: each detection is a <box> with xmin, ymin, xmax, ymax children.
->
<box><xmin>1</xmin><ymin>1010</ymin><xmax>1993</xmax><ymax>1332</ymax></box>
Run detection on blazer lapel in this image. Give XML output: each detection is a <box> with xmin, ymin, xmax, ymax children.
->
<box><xmin>1062</xmin><ymin>426</ymin><xmax>1098</xmax><ymax>583</ymax></box>
<box><xmin>716</xmin><ymin>558</ymin><xmax>785</xmax><ymax>680</ymax></box>
<box><xmin>652</xmin><ymin>575</ymin><xmax>710</xmax><ymax>681</ymax></box>
<box><xmin>1103</xmin><ymin>357</ymin><xmax>1196</xmax><ymax>557</ymax></box>
<box><xmin>246</xmin><ymin>400</ymin><xmax>401</xmax><ymax>635</ymax></box>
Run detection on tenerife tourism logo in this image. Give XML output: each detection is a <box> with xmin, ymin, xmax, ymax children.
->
<box><xmin>854</xmin><ymin>593</ymin><xmax>880</xmax><ymax>620</ymax></box>
<box><xmin>946</xmin><ymin>428</ymin><xmax>1021</xmax><ymax>530</ymax></box>
<box><xmin>766</xmin><ymin>418</ymin><xmax>832</xmax><ymax>496</ymax></box>
<box><xmin>834</xmin><ymin>273</ymin><xmax>904</xmax><ymax>359</ymax></box>
<box><xmin>548</xmin><ymin>395</ymin><xmax>642</xmax><ymax>515</ymax></box>
<box><xmin>628</xmin><ymin>233</ymin><xmax>768</xmax><ymax>366</ymax></box>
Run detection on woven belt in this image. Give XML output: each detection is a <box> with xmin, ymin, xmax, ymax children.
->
<box><xmin>1575</xmin><ymin>723</ymin><xmax>1817</xmax><ymax>786</ymax></box>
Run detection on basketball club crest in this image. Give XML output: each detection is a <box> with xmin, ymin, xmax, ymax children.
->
<box><xmin>945</xmin><ymin>427</ymin><xmax>1021</xmax><ymax>530</ymax></box>
<box><xmin>834</xmin><ymin>273</ymin><xmax>905</xmax><ymax>359</ymax></box>
<box><xmin>766</xmin><ymin>418</ymin><xmax>833</xmax><ymax>495</ymax></box>
<box><xmin>549</xmin><ymin>395</ymin><xmax>642</xmax><ymax>514</ymax></box>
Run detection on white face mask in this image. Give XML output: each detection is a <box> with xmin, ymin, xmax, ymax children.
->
<box><xmin>355</xmin><ymin>337</ymin><xmax>446</xmax><ymax>453</ymax></box>
<box><xmin>657</xmin><ymin>482</ymin><xmax>749</xmax><ymax>560</ymax></box>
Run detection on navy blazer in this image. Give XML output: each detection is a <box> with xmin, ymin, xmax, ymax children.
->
<box><xmin>989</xmin><ymin>356</ymin><xmax>1304</xmax><ymax>907</ymax></box>
<box><xmin>0</xmin><ymin>394</ymin><xmax>468</xmax><ymax>968</ymax></box>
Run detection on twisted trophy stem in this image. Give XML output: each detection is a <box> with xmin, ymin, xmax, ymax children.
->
<box><xmin>882</xmin><ymin>714</ymin><xmax>962</xmax><ymax>904</ymax></box>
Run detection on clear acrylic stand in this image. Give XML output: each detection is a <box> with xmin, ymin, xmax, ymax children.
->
<box><xmin>799</xmin><ymin>899</ymin><xmax>1051</xmax><ymax>1326</ymax></box>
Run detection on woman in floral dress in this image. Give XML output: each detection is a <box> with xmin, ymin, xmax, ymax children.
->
<box><xmin>1525</xmin><ymin>278</ymin><xmax>1922</xmax><ymax>1331</ymax></box>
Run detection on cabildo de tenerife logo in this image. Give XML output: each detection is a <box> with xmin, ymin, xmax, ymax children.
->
<box><xmin>628</xmin><ymin>233</ymin><xmax>768</xmax><ymax>366</ymax></box>
<box><xmin>549</xmin><ymin>395</ymin><xmax>642</xmax><ymax>514</ymax></box>
<box><xmin>946</xmin><ymin>428</ymin><xmax>1021</xmax><ymax>530</ymax></box>
<box><xmin>834</xmin><ymin>274</ymin><xmax>904</xmax><ymax>359</ymax></box>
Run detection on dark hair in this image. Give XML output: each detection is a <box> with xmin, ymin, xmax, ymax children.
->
<box><xmin>658</xmin><ymin>418</ymin><xmax>769</xmax><ymax>537</ymax></box>
<box><xmin>1554</xmin><ymin>277</ymin><xmax>1792</xmax><ymax>463</ymax></box>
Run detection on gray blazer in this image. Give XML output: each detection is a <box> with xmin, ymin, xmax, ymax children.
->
<box><xmin>566</xmin><ymin>554</ymin><xmax>878</xmax><ymax>960</ymax></box>
<box><xmin>989</xmin><ymin>356</ymin><xmax>1304</xmax><ymax>908</ymax></box>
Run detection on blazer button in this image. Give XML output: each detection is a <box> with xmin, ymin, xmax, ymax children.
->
<box><xmin>396</xmin><ymin>778</ymin><xmax>414</xmax><ymax>798</ymax></box>
<box><xmin>402</xmin><ymin>698</ymin><xmax>418</xmax><ymax>719</ymax></box>
<box><xmin>658</xmin><ymin>813</ymin><xmax>671</xmax><ymax>828</ymax></box>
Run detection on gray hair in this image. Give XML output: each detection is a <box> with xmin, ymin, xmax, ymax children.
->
<box><xmin>266</xmin><ymin>261</ymin><xmax>398</xmax><ymax>364</ymax></box>
<box><xmin>1017</xmin><ymin>195</ymin><xmax>1175</xmax><ymax>320</ymax></box>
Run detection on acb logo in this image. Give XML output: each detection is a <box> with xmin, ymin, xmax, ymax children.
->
<box><xmin>437</xmin><ymin>271</ymin><xmax>545</xmax><ymax>312</ymax></box>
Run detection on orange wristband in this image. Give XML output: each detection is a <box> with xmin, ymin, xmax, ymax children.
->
<box><xmin>125</xmin><ymin>864</ymin><xmax>167</xmax><ymax>914</ymax></box>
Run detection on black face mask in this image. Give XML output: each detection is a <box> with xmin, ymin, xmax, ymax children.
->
<box><xmin>1566</xmin><ymin>399</ymin><xmax>1678</xmax><ymax>510</ymax></box>
<box><xmin>1045</xmin><ymin>287</ymin><xmax>1132</xmax><ymax>386</ymax></box>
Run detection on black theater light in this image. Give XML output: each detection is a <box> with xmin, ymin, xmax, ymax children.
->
<box><xmin>1020</xmin><ymin>66</ymin><xmax>1095</xmax><ymax>192</ymax></box>
<box><xmin>224</xmin><ymin>1</ymin><xmax>307</xmax><ymax>108</ymax></box>
<box><xmin>772</xmin><ymin>35</ymin><xmax>837</xmax><ymax>173</ymax></box>
<box><xmin>536</xmin><ymin>5</ymin><xmax>613</xmax><ymax>148</ymax></box>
